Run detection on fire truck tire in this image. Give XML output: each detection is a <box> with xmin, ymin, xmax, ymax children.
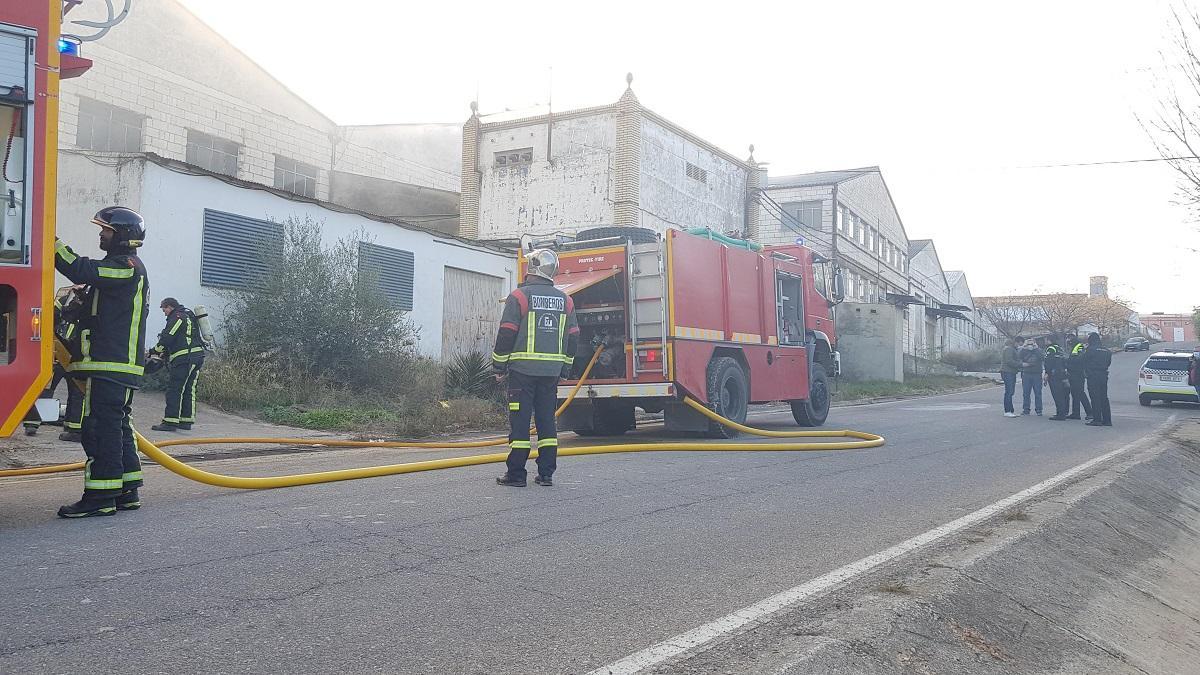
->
<box><xmin>577</xmin><ymin>226</ymin><xmax>658</xmax><ymax>245</ymax></box>
<box><xmin>791</xmin><ymin>364</ymin><xmax>830</xmax><ymax>427</ymax></box>
<box><xmin>706</xmin><ymin>357</ymin><xmax>749</xmax><ymax>438</ymax></box>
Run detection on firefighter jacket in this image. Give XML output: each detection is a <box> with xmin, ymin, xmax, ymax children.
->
<box><xmin>153</xmin><ymin>307</ymin><xmax>206</xmax><ymax>364</ymax></box>
<box><xmin>1065</xmin><ymin>342</ymin><xmax>1087</xmax><ymax>377</ymax></box>
<box><xmin>1081</xmin><ymin>344</ymin><xmax>1112</xmax><ymax>375</ymax></box>
<box><xmin>1044</xmin><ymin>344</ymin><xmax>1069</xmax><ymax>381</ymax></box>
<box><xmin>54</xmin><ymin>239</ymin><xmax>149</xmax><ymax>386</ymax></box>
<box><xmin>492</xmin><ymin>277</ymin><xmax>579</xmax><ymax>378</ymax></box>
<box><xmin>53</xmin><ymin>296</ymin><xmax>85</xmax><ymax>364</ymax></box>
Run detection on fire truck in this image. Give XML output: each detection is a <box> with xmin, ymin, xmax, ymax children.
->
<box><xmin>528</xmin><ymin>226</ymin><xmax>843</xmax><ymax>438</ymax></box>
<box><xmin>0</xmin><ymin>2</ymin><xmax>92</xmax><ymax>436</ymax></box>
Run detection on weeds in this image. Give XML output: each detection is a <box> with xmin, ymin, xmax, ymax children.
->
<box><xmin>836</xmin><ymin>375</ymin><xmax>991</xmax><ymax>402</ymax></box>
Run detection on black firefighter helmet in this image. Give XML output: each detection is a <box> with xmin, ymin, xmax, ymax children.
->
<box><xmin>92</xmin><ymin>206</ymin><xmax>146</xmax><ymax>250</ymax></box>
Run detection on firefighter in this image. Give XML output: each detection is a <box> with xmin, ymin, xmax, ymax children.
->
<box><xmin>149</xmin><ymin>297</ymin><xmax>206</xmax><ymax>431</ymax></box>
<box><xmin>1082</xmin><ymin>332</ymin><xmax>1112</xmax><ymax>427</ymax></box>
<box><xmin>53</xmin><ymin>206</ymin><xmax>150</xmax><ymax>518</ymax></box>
<box><xmin>1065</xmin><ymin>334</ymin><xmax>1091</xmax><ymax>421</ymax></box>
<box><xmin>1043</xmin><ymin>335</ymin><xmax>1071</xmax><ymax>420</ymax></box>
<box><xmin>492</xmin><ymin>248</ymin><xmax>579</xmax><ymax>487</ymax></box>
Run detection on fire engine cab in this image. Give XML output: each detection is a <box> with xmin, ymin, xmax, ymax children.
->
<box><xmin>524</xmin><ymin>226</ymin><xmax>843</xmax><ymax>437</ymax></box>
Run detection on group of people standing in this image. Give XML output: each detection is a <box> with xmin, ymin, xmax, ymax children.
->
<box><xmin>999</xmin><ymin>332</ymin><xmax>1112</xmax><ymax>426</ymax></box>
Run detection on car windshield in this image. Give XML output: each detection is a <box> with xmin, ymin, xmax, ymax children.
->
<box><xmin>1145</xmin><ymin>357</ymin><xmax>1189</xmax><ymax>371</ymax></box>
<box><xmin>1126</xmin><ymin>338</ymin><xmax>1145</xmax><ymax>344</ymax></box>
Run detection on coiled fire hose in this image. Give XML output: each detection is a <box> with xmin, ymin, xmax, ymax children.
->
<box><xmin>0</xmin><ymin>345</ymin><xmax>885</xmax><ymax>485</ymax></box>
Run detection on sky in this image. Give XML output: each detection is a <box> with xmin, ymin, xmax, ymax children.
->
<box><xmin>177</xmin><ymin>0</ymin><xmax>1197</xmax><ymax>313</ymax></box>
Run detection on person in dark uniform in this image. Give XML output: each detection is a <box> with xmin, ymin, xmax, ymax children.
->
<box><xmin>53</xmin><ymin>207</ymin><xmax>150</xmax><ymax>518</ymax></box>
<box><xmin>149</xmin><ymin>298</ymin><xmax>206</xmax><ymax>432</ymax></box>
<box><xmin>1044</xmin><ymin>335</ymin><xmax>1071</xmax><ymax>420</ymax></box>
<box><xmin>491</xmin><ymin>248</ymin><xmax>579</xmax><ymax>487</ymax></box>
<box><xmin>1082</xmin><ymin>332</ymin><xmax>1112</xmax><ymax>427</ymax></box>
<box><xmin>1064</xmin><ymin>334</ymin><xmax>1092</xmax><ymax>421</ymax></box>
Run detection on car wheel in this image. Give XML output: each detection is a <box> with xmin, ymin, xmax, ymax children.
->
<box><xmin>1139</xmin><ymin>394</ymin><xmax>1153</xmax><ymax>407</ymax></box>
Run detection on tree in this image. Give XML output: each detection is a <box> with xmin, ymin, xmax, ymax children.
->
<box><xmin>1037</xmin><ymin>293</ymin><xmax>1091</xmax><ymax>338</ymax></box>
<box><xmin>1086</xmin><ymin>296</ymin><xmax>1138</xmax><ymax>343</ymax></box>
<box><xmin>975</xmin><ymin>299</ymin><xmax>1037</xmax><ymax>341</ymax></box>
<box><xmin>221</xmin><ymin>217</ymin><xmax>419</xmax><ymax>390</ymax></box>
<box><xmin>1144</xmin><ymin>7</ymin><xmax>1200</xmax><ymax>225</ymax></box>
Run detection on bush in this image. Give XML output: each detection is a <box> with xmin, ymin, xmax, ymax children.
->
<box><xmin>220</xmin><ymin>217</ymin><xmax>420</xmax><ymax>390</ymax></box>
<box><xmin>941</xmin><ymin>349</ymin><xmax>1001</xmax><ymax>373</ymax></box>
<box><xmin>445</xmin><ymin>351</ymin><xmax>502</xmax><ymax>400</ymax></box>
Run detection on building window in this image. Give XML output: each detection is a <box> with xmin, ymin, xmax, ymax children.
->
<box><xmin>274</xmin><ymin>155</ymin><xmax>319</xmax><ymax>198</ymax></box>
<box><xmin>200</xmin><ymin>209</ymin><xmax>283</xmax><ymax>289</ymax></box>
<box><xmin>186</xmin><ymin>130</ymin><xmax>240</xmax><ymax>177</ymax></box>
<box><xmin>857</xmin><ymin>217</ymin><xmax>866</xmax><ymax>244</ymax></box>
<box><xmin>75</xmin><ymin>97</ymin><xmax>143</xmax><ymax>152</ymax></box>
<box><xmin>685</xmin><ymin>162</ymin><xmax>708</xmax><ymax>184</ymax></box>
<box><xmin>495</xmin><ymin>148</ymin><xmax>533</xmax><ymax>169</ymax></box>
<box><xmin>866</xmin><ymin>227</ymin><xmax>876</xmax><ymax>252</ymax></box>
<box><xmin>783</xmin><ymin>200</ymin><xmax>822</xmax><ymax>231</ymax></box>
<box><xmin>358</xmin><ymin>242</ymin><xmax>415</xmax><ymax>311</ymax></box>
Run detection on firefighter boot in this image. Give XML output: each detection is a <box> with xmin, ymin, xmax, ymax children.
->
<box><xmin>534</xmin><ymin>475</ymin><xmax>553</xmax><ymax>487</ymax></box>
<box><xmin>116</xmin><ymin>489</ymin><xmax>142</xmax><ymax>511</ymax></box>
<box><xmin>57</xmin><ymin>493</ymin><xmax>117</xmax><ymax>518</ymax></box>
<box><xmin>495</xmin><ymin>474</ymin><xmax>527</xmax><ymax>487</ymax></box>
<box><xmin>59</xmin><ymin>430</ymin><xmax>82</xmax><ymax>442</ymax></box>
<box><xmin>151</xmin><ymin>422</ymin><xmax>182</xmax><ymax>432</ymax></box>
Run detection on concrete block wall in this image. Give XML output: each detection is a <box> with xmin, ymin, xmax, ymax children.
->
<box><xmin>835</xmin><ymin>303</ymin><xmax>905</xmax><ymax>382</ymax></box>
<box><xmin>756</xmin><ymin>184</ymin><xmax>835</xmax><ymax>251</ymax></box>
<box><xmin>638</xmin><ymin>117</ymin><xmax>747</xmax><ymax>236</ymax></box>
<box><xmin>836</xmin><ymin>173</ymin><xmax>908</xmax><ymax>293</ymax></box>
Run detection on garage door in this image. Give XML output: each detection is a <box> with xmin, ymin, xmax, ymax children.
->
<box><xmin>442</xmin><ymin>267</ymin><xmax>506</xmax><ymax>360</ymax></box>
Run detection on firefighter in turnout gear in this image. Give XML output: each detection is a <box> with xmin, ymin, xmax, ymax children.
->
<box><xmin>150</xmin><ymin>298</ymin><xmax>206</xmax><ymax>432</ymax></box>
<box><xmin>1065</xmin><ymin>334</ymin><xmax>1092</xmax><ymax>421</ymax></box>
<box><xmin>52</xmin><ymin>207</ymin><xmax>150</xmax><ymax>518</ymax></box>
<box><xmin>492</xmin><ymin>248</ymin><xmax>579</xmax><ymax>487</ymax></box>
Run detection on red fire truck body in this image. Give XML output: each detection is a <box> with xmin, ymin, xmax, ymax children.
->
<box><xmin>525</xmin><ymin>228</ymin><xmax>840</xmax><ymax>436</ymax></box>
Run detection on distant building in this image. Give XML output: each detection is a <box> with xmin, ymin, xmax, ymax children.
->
<box><xmin>1140</xmin><ymin>313</ymin><xmax>1196</xmax><ymax>343</ymax></box>
<box><xmin>460</xmin><ymin>78</ymin><xmax>756</xmax><ymax>241</ymax></box>
<box><xmin>975</xmin><ymin>279</ymin><xmax>1141</xmax><ymax>344</ymax></box>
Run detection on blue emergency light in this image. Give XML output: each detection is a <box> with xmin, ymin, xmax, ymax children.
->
<box><xmin>58</xmin><ymin>37</ymin><xmax>81</xmax><ymax>57</ymax></box>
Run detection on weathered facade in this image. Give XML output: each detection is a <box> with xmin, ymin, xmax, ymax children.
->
<box><xmin>1140</xmin><ymin>313</ymin><xmax>1196</xmax><ymax>343</ymax></box>
<box><xmin>460</xmin><ymin>81</ymin><xmax>754</xmax><ymax>241</ymax></box>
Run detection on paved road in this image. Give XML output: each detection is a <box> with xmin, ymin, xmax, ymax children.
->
<box><xmin>2</xmin><ymin>347</ymin><xmax>1195</xmax><ymax>674</ymax></box>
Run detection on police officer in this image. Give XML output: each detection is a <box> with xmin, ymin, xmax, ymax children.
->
<box><xmin>150</xmin><ymin>297</ymin><xmax>206</xmax><ymax>432</ymax></box>
<box><xmin>1065</xmin><ymin>334</ymin><xmax>1092</xmax><ymax>421</ymax></box>
<box><xmin>492</xmin><ymin>248</ymin><xmax>578</xmax><ymax>487</ymax></box>
<box><xmin>1082</xmin><ymin>332</ymin><xmax>1112</xmax><ymax>427</ymax></box>
<box><xmin>53</xmin><ymin>207</ymin><xmax>150</xmax><ymax>518</ymax></box>
<box><xmin>1044</xmin><ymin>335</ymin><xmax>1071</xmax><ymax>420</ymax></box>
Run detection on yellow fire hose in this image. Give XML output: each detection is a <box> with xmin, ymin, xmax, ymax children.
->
<box><xmin>1</xmin><ymin>346</ymin><xmax>885</xmax><ymax>486</ymax></box>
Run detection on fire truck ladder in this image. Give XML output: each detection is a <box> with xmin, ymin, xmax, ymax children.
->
<box><xmin>627</xmin><ymin>241</ymin><xmax>668</xmax><ymax>377</ymax></box>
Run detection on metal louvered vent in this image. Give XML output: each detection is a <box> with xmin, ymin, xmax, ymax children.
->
<box><xmin>358</xmin><ymin>242</ymin><xmax>415</xmax><ymax>311</ymax></box>
<box><xmin>685</xmin><ymin>162</ymin><xmax>707</xmax><ymax>184</ymax></box>
<box><xmin>200</xmin><ymin>209</ymin><xmax>283</xmax><ymax>289</ymax></box>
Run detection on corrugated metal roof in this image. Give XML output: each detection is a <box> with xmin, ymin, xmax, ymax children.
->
<box><xmin>766</xmin><ymin>167</ymin><xmax>879</xmax><ymax>189</ymax></box>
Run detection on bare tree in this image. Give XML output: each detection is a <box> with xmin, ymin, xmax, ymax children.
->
<box><xmin>975</xmin><ymin>299</ymin><xmax>1037</xmax><ymax>341</ymax></box>
<box><xmin>1037</xmin><ymin>293</ymin><xmax>1092</xmax><ymax>337</ymax></box>
<box><xmin>1087</xmin><ymin>296</ymin><xmax>1138</xmax><ymax>343</ymax></box>
<box><xmin>1143</xmin><ymin>7</ymin><xmax>1200</xmax><ymax>223</ymax></box>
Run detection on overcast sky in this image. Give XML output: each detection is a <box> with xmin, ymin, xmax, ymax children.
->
<box><xmin>178</xmin><ymin>0</ymin><xmax>1196</xmax><ymax>312</ymax></box>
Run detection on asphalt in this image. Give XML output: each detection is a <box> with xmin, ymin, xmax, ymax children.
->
<box><xmin>1</xmin><ymin>347</ymin><xmax>1195</xmax><ymax>674</ymax></box>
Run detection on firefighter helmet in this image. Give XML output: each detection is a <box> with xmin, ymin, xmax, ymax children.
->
<box><xmin>525</xmin><ymin>248</ymin><xmax>559</xmax><ymax>280</ymax></box>
<box><xmin>92</xmin><ymin>206</ymin><xmax>146</xmax><ymax>249</ymax></box>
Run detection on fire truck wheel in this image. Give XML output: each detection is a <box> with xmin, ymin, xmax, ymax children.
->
<box><xmin>705</xmin><ymin>357</ymin><xmax>749</xmax><ymax>438</ymax></box>
<box><xmin>791</xmin><ymin>364</ymin><xmax>830</xmax><ymax>427</ymax></box>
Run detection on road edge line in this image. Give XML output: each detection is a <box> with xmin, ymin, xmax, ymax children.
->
<box><xmin>587</xmin><ymin>417</ymin><xmax>1177</xmax><ymax>675</ymax></box>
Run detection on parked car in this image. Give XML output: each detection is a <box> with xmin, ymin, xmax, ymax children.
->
<box><xmin>1124</xmin><ymin>337</ymin><xmax>1151</xmax><ymax>351</ymax></box>
<box><xmin>1138</xmin><ymin>351</ymin><xmax>1199</xmax><ymax>406</ymax></box>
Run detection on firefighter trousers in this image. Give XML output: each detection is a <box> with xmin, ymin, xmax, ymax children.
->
<box><xmin>505</xmin><ymin>370</ymin><xmax>559</xmax><ymax>479</ymax></box>
<box><xmin>163</xmin><ymin>356</ymin><xmax>203</xmax><ymax>425</ymax></box>
<box><xmin>1068</xmin><ymin>374</ymin><xmax>1091</xmax><ymax>418</ymax></box>
<box><xmin>81</xmin><ymin>377</ymin><xmax>142</xmax><ymax>497</ymax></box>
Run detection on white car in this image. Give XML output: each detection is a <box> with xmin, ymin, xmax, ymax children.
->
<box><xmin>1138</xmin><ymin>351</ymin><xmax>1199</xmax><ymax>406</ymax></box>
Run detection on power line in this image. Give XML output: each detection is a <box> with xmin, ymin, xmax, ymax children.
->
<box><xmin>1022</xmin><ymin>156</ymin><xmax>1200</xmax><ymax>168</ymax></box>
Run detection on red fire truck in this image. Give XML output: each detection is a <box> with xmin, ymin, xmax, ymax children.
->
<box><xmin>0</xmin><ymin>2</ymin><xmax>92</xmax><ymax>436</ymax></box>
<box><xmin>527</xmin><ymin>227</ymin><xmax>843</xmax><ymax>437</ymax></box>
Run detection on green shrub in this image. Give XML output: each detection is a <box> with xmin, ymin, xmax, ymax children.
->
<box><xmin>445</xmin><ymin>351</ymin><xmax>501</xmax><ymax>400</ymax></box>
<box><xmin>941</xmin><ymin>349</ymin><xmax>1001</xmax><ymax>372</ymax></box>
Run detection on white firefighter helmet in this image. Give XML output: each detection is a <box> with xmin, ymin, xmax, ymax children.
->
<box><xmin>525</xmin><ymin>248</ymin><xmax>559</xmax><ymax>280</ymax></box>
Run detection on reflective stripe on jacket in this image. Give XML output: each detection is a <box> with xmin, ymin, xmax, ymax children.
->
<box><xmin>492</xmin><ymin>277</ymin><xmax>579</xmax><ymax>377</ymax></box>
<box><xmin>54</xmin><ymin>240</ymin><xmax>149</xmax><ymax>386</ymax></box>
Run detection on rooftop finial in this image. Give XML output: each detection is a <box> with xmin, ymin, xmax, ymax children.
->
<box><xmin>747</xmin><ymin>144</ymin><xmax>756</xmax><ymax>163</ymax></box>
<box><xmin>626</xmin><ymin>72</ymin><xmax>634</xmax><ymax>88</ymax></box>
<box><xmin>469</xmin><ymin>100</ymin><xmax>478</xmax><ymax>114</ymax></box>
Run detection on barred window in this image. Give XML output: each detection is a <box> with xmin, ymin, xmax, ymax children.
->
<box><xmin>494</xmin><ymin>148</ymin><xmax>533</xmax><ymax>169</ymax></box>
<box><xmin>274</xmin><ymin>155</ymin><xmax>319</xmax><ymax>198</ymax></box>
<box><xmin>76</xmin><ymin>97</ymin><xmax>142</xmax><ymax>152</ymax></box>
<box><xmin>186</xmin><ymin>130</ymin><xmax>240</xmax><ymax>177</ymax></box>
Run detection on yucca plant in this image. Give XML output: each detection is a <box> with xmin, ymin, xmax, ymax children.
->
<box><xmin>445</xmin><ymin>351</ymin><xmax>500</xmax><ymax>399</ymax></box>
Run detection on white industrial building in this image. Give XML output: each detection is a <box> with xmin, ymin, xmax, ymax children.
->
<box><xmin>55</xmin><ymin>153</ymin><xmax>512</xmax><ymax>359</ymax></box>
<box><xmin>459</xmin><ymin>79</ymin><xmax>757</xmax><ymax>242</ymax></box>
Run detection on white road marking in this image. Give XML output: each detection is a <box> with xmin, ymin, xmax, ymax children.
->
<box><xmin>588</xmin><ymin>416</ymin><xmax>1176</xmax><ymax>675</ymax></box>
